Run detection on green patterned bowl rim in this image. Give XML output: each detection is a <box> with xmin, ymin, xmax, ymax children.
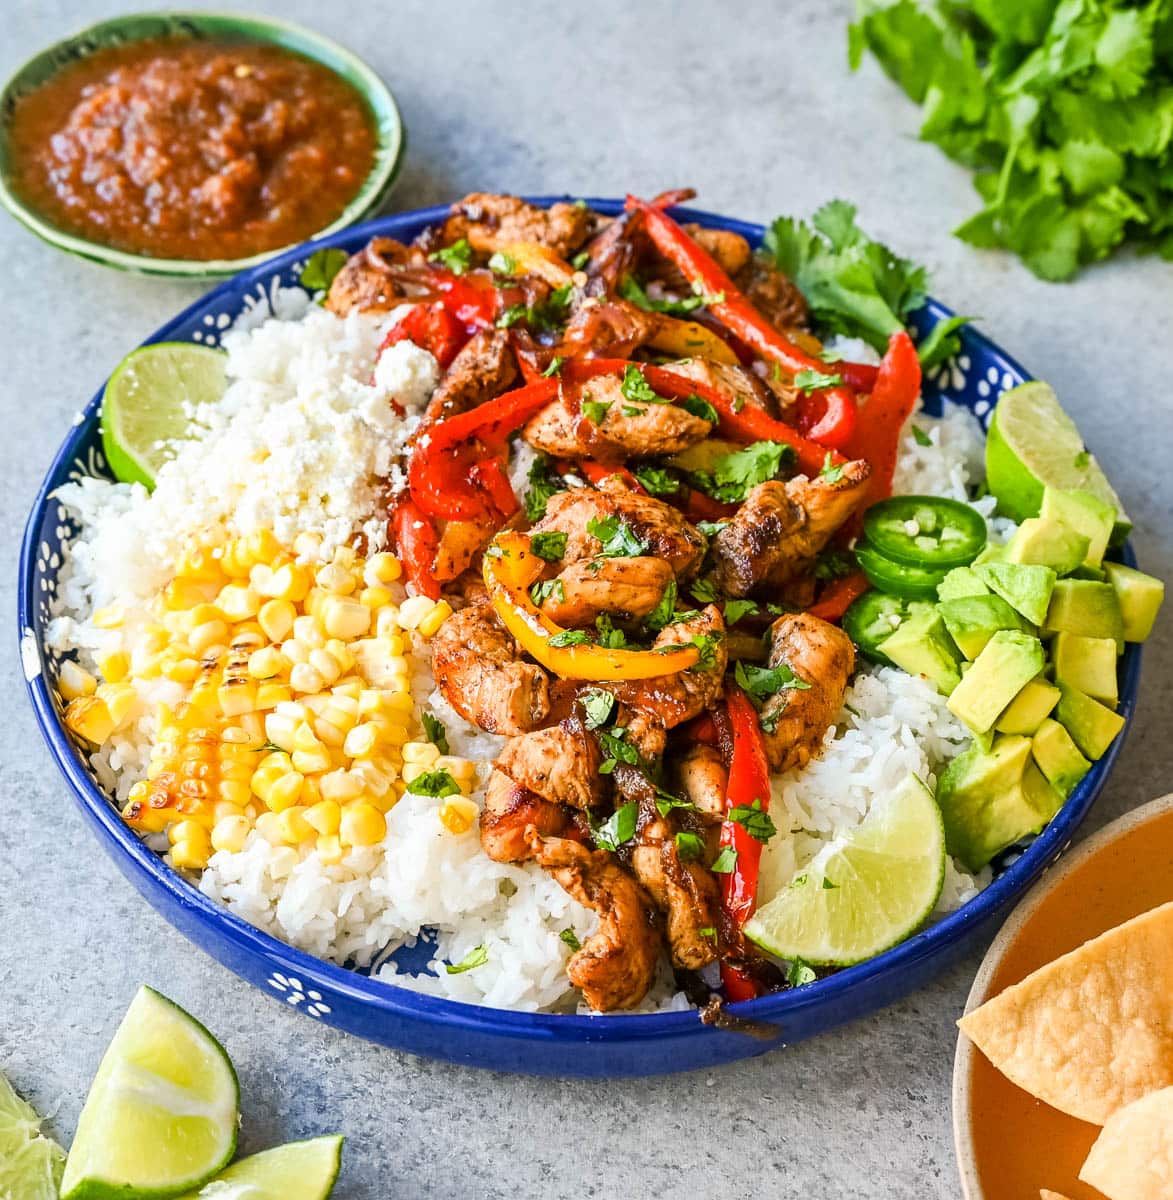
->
<box><xmin>0</xmin><ymin>10</ymin><xmax>405</xmax><ymax>279</ymax></box>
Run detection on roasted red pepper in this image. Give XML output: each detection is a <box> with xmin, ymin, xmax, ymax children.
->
<box><xmin>830</xmin><ymin>359</ymin><xmax>880</xmax><ymax>394</ymax></box>
<box><xmin>468</xmin><ymin>457</ymin><xmax>520</xmax><ymax>518</ymax></box>
<box><xmin>392</xmin><ymin>499</ymin><xmax>441</xmax><ymax>600</ymax></box>
<box><xmin>571</xmin><ymin>459</ymin><xmax>646</xmax><ymax>493</ymax></box>
<box><xmin>380</xmin><ymin>302</ymin><xmax>468</xmax><ymax>369</ymax></box>
<box><xmin>795</xmin><ymin>388</ymin><xmax>857</xmax><ymax>449</ymax></box>
<box><xmin>807</xmin><ymin>570</ymin><xmax>870</xmax><ymax>623</ymax></box>
<box><xmin>428</xmin><ymin>268</ymin><xmax>501</xmax><ymax>329</ymax></box>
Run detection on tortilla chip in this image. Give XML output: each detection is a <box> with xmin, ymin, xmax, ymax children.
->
<box><xmin>1079</xmin><ymin>1085</ymin><xmax>1173</xmax><ymax>1199</ymax></box>
<box><xmin>958</xmin><ymin>900</ymin><xmax>1173</xmax><ymax>1124</ymax></box>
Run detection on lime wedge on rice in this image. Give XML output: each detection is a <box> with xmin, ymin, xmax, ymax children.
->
<box><xmin>101</xmin><ymin>342</ymin><xmax>227</xmax><ymax>490</ymax></box>
<box><xmin>60</xmin><ymin>986</ymin><xmax>238</xmax><ymax>1200</ymax></box>
<box><xmin>986</xmin><ymin>381</ymin><xmax>1129</xmax><ymax>538</ymax></box>
<box><xmin>744</xmin><ymin>775</ymin><xmax>945</xmax><ymax>966</ymax></box>
<box><xmin>0</xmin><ymin>1068</ymin><xmax>66</xmax><ymax>1200</ymax></box>
<box><xmin>173</xmin><ymin>1137</ymin><xmax>344</xmax><ymax>1200</ymax></box>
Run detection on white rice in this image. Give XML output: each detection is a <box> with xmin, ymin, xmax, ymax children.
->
<box><xmin>49</xmin><ymin>297</ymin><xmax>1001</xmax><ymax>1012</ymax></box>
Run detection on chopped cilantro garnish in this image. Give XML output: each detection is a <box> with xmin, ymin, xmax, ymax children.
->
<box><xmin>786</xmin><ymin>958</ymin><xmax>817</xmax><ymax>987</ymax></box>
<box><xmin>548</xmin><ymin>628</ymin><xmax>591</xmax><ymax>648</ymax></box>
<box><xmin>571</xmin><ymin>250</ymin><xmax>590</xmax><ymax>270</ymax></box>
<box><xmin>822</xmin><ymin>877</ymin><xmax>839</xmax><ymax>890</ymax></box>
<box><xmin>407</xmin><ymin>768</ymin><xmax>461</xmax><ymax>798</ymax></box>
<box><xmin>678</xmin><ymin>394</ymin><xmax>720</xmax><ymax>424</ymax></box>
<box><xmin>593</xmin><ymin>800</ymin><xmax>639</xmax><ymax>849</ymax></box>
<box><xmin>530</xmin><ymin>578</ymin><xmax>566</xmax><ymax>606</ymax></box>
<box><xmin>560</xmin><ymin>928</ymin><xmax>582</xmax><ymax>951</ymax></box>
<box><xmin>813</xmin><ymin>547</ymin><xmax>855</xmax><ymax>582</ymax></box>
<box><xmin>421</xmin><ymin>712</ymin><xmax>449</xmax><ymax>755</ymax></box>
<box><xmin>523</xmin><ymin>453</ymin><xmax>566</xmax><ymax>522</ymax></box>
<box><xmin>723</xmin><ymin>598</ymin><xmax>758</xmax><ymax>625</ymax></box>
<box><xmin>633</xmin><ymin>466</ymin><xmax>680</xmax><ymax>496</ymax></box>
<box><xmin>645</xmin><ymin>579</ymin><xmax>678</xmax><ymax>632</ymax></box>
<box><xmin>622</xmin><ymin>405</ymin><xmax>646</xmax><ymax>417</ymax></box>
<box><xmin>542</xmin><ymin>356</ymin><xmax>564</xmax><ymax>377</ymax></box>
<box><xmin>496</xmin><ymin>303</ymin><xmax>527</xmax><ymax>328</ymax></box>
<box><xmin>711</xmin><ymin>845</ymin><xmax>738</xmax><ymax>873</ymax></box>
<box><xmin>654</xmin><ymin>790</ymin><xmax>698</xmax><ymax>819</ymax></box>
<box><xmin>735</xmin><ymin>659</ymin><xmax>811</xmax><ymax>706</ymax></box>
<box><xmin>594</xmin><ymin>614</ymin><xmax>630</xmax><ymax>650</ymax></box>
<box><xmin>582</xmin><ymin>398</ymin><xmax>613</xmax><ymax>425</ymax></box>
<box><xmin>597</xmin><ymin>728</ymin><xmax>641</xmax><ymax>775</ymax></box>
<box><xmin>299</xmin><ymin>248</ymin><xmax>348</xmax><ymax>293</ymax></box>
<box><xmin>586</xmin><ymin>515</ymin><xmax>649</xmax><ymax>558</ymax></box>
<box><xmin>696</xmin><ymin>519</ymin><xmax>729</xmax><ymax>537</ymax></box>
<box><xmin>1074</xmin><ymin>450</ymin><xmax>1091</xmax><ymax>469</ymax></box>
<box><xmin>699</xmin><ymin>926</ymin><xmax>717</xmax><ymax>940</ymax></box>
<box><xmin>793</xmin><ymin>368</ymin><xmax>845</xmax><ymax>394</ymax></box>
<box><xmin>687</xmin><ymin>631</ymin><xmax>723</xmax><ymax>670</ymax></box>
<box><xmin>675</xmin><ymin>831</ymin><xmax>707</xmax><ymax>862</ymax></box>
<box><xmin>820</xmin><ymin>452</ymin><xmax>846</xmax><ymax>483</ymax></box>
<box><xmin>689</xmin><ymin>577</ymin><xmax>720</xmax><ymax>604</ymax></box>
<box><xmin>579</xmin><ymin>687</ymin><xmax>616</xmax><ymax>730</ymax></box>
<box><xmin>446</xmin><ymin>944</ymin><xmax>488</xmax><ymax>974</ymax></box>
<box><xmin>620</xmin><ymin>365</ymin><xmax>666</xmax><ymax>407</ymax></box>
<box><xmin>618</xmin><ymin>274</ymin><xmax>721</xmax><ymax>315</ymax></box>
<box><xmin>530</xmin><ymin>531</ymin><xmax>568</xmax><ymax>561</ymax></box>
<box><xmin>487</xmin><ymin>250</ymin><xmax>518</xmax><ymax>276</ymax></box>
<box><xmin>728</xmin><ymin>798</ymin><xmax>777</xmax><ymax>843</ymax></box>
<box><xmin>689</xmin><ymin>440</ymin><xmax>794</xmax><ymax>503</ymax></box>
<box><xmin>911</xmin><ymin>425</ymin><xmax>933</xmax><ymax>447</ymax></box>
<box><xmin>429</xmin><ymin>239</ymin><xmax>473</xmax><ymax>275</ymax></box>
<box><xmin>917</xmin><ymin>315</ymin><xmax>973</xmax><ymax>369</ymax></box>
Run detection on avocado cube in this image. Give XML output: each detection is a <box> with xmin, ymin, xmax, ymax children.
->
<box><xmin>973</xmin><ymin>542</ymin><xmax>1008</xmax><ymax>566</ymax></box>
<box><xmin>1040</xmin><ymin>488</ymin><xmax>1116</xmax><ymax>569</ymax></box>
<box><xmin>937</xmin><ymin>566</ymin><xmax>991</xmax><ymax>602</ymax></box>
<box><xmin>1051</xmin><ymin>632</ymin><xmax>1119</xmax><ymax>705</ymax></box>
<box><xmin>976</xmin><ymin>562</ymin><xmax>1057</xmax><ymax>626</ymax></box>
<box><xmin>1070</xmin><ymin>565</ymin><xmax>1108</xmax><ymax>581</ymax></box>
<box><xmin>938</xmin><ymin>735</ymin><xmax>1062</xmax><ymax>872</ymax></box>
<box><xmin>1104</xmin><ymin>562</ymin><xmax>1164</xmax><ymax>643</ymax></box>
<box><xmin>1043</xmin><ymin>579</ymin><xmax>1125</xmax><ymax>650</ymax></box>
<box><xmin>1006</xmin><ymin>518</ymin><xmax>1090</xmax><ymax>577</ymax></box>
<box><xmin>1031</xmin><ymin>718</ymin><xmax>1091</xmax><ymax>798</ymax></box>
<box><xmin>878</xmin><ymin>606</ymin><xmax>962</xmax><ymax>695</ymax></box>
<box><xmin>995</xmin><ymin>677</ymin><xmax>1061</xmax><ymax>735</ymax></box>
<box><xmin>946</xmin><ymin>630</ymin><xmax>1046</xmax><ymax>734</ymax></box>
<box><xmin>1055</xmin><ymin>683</ymin><xmax>1125</xmax><ymax>760</ymax></box>
<box><xmin>938</xmin><ymin>594</ymin><xmax>1031</xmax><ymax>660</ymax></box>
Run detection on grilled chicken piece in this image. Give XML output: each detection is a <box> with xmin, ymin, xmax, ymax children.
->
<box><xmin>759</xmin><ymin>613</ymin><xmax>854</xmax><ymax>773</ymax></box>
<box><xmin>325</xmin><ymin>238</ymin><xmax>413</xmax><ymax>316</ymax></box>
<box><xmin>560</xmin><ymin>298</ymin><xmax>659</xmax><ymax>359</ymax></box>
<box><xmin>480</xmin><ymin>769</ymin><xmax>569</xmax><ymax>863</ymax></box>
<box><xmin>610</xmin><ymin>606</ymin><xmax>728</xmax><ymax>730</ymax></box>
<box><xmin>734</xmin><ymin>254</ymin><xmax>811</xmax><ymax>335</ymax></box>
<box><xmin>676</xmin><ymin>744</ymin><xmax>728</xmax><ymax>820</ymax></box>
<box><xmin>522</xmin><ymin>374</ymin><xmax>712</xmax><ymax>460</ymax></box>
<box><xmin>425</xmin><ymin>330</ymin><xmax>517</xmax><ymax>424</ymax></box>
<box><xmin>710</xmin><ymin>460</ymin><xmax>872</xmax><ymax>596</ymax></box>
<box><xmin>496</xmin><ymin>718</ymin><xmax>606</xmax><ymax>810</ymax></box>
<box><xmin>532</xmin><ymin>482</ymin><xmax>707</xmax><ymax>581</ymax></box>
<box><xmin>442</xmin><ymin>193</ymin><xmax>592</xmax><ymax>258</ymax></box>
<box><xmin>530</xmin><ymin>834</ymin><xmax>662</xmax><ymax>1011</ymax></box>
<box><xmin>540</xmin><ymin>556</ymin><xmax>674</xmax><ymax>627</ymax></box>
<box><xmin>686</xmin><ymin>225</ymin><xmax>752</xmax><ymax>277</ymax></box>
<box><xmin>430</xmin><ymin>602</ymin><xmax>549</xmax><ymax>736</ymax></box>
<box><xmin>661</xmin><ymin>357</ymin><xmax>777</xmax><ymax>417</ymax></box>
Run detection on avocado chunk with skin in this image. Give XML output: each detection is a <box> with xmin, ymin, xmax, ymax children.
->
<box><xmin>1032</xmin><ymin>718</ymin><xmax>1091</xmax><ymax>798</ymax></box>
<box><xmin>937</xmin><ymin>566</ymin><xmax>991</xmax><ymax>602</ymax></box>
<box><xmin>1043</xmin><ymin>579</ymin><xmax>1125</xmax><ymax>649</ymax></box>
<box><xmin>1055</xmin><ymin>683</ymin><xmax>1125</xmax><ymax>760</ymax></box>
<box><xmin>1104</xmin><ymin>562</ymin><xmax>1165</xmax><ymax>643</ymax></box>
<box><xmin>938</xmin><ymin>735</ymin><xmax>1063</xmax><ymax>872</ymax></box>
<box><xmin>1052</xmin><ymin>632</ymin><xmax>1119</xmax><ymax>705</ymax></box>
<box><xmin>976</xmin><ymin>562</ymin><xmax>1057</xmax><ymax>626</ymax></box>
<box><xmin>1039</xmin><ymin>488</ymin><xmax>1115</xmax><ymax>569</ymax></box>
<box><xmin>946</xmin><ymin>630</ymin><xmax>1046</xmax><ymax>734</ymax></box>
<box><xmin>938</xmin><ymin>594</ymin><xmax>1032</xmax><ymax>660</ymax></box>
<box><xmin>995</xmin><ymin>677</ymin><xmax>1061</xmax><ymax>735</ymax></box>
<box><xmin>878</xmin><ymin>605</ymin><xmax>963</xmax><ymax>695</ymax></box>
<box><xmin>1006</xmin><ymin>517</ymin><xmax>1090</xmax><ymax>576</ymax></box>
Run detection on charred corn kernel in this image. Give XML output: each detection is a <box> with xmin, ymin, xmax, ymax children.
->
<box><xmin>289</xmin><ymin>662</ymin><xmax>325</xmax><ymax>694</ymax></box>
<box><xmin>255</xmin><ymin>811</ymin><xmax>284</xmax><ymax>845</ymax></box>
<box><xmin>320</xmin><ymin>769</ymin><xmax>363</xmax><ymax>803</ymax></box>
<box><xmin>305</xmin><ymin>798</ymin><xmax>343</xmax><ymax>835</ymax></box>
<box><xmin>438</xmin><ymin>796</ymin><xmax>479</xmax><ymax>835</ymax></box>
<box><xmin>292</xmin><ymin>615</ymin><xmax>325</xmax><ymax>648</ymax></box>
<box><xmin>294</xmin><ymin>531</ymin><xmax>323</xmax><ymax>561</ymax></box>
<box><xmin>211</xmin><ymin>814</ymin><xmax>251</xmax><ymax>853</ymax></box>
<box><xmin>340</xmin><ymin>802</ymin><xmax>386</xmax><ymax>847</ymax></box>
<box><xmin>97</xmin><ymin>682</ymin><xmax>137</xmax><ymax>729</ymax></box>
<box><xmin>417</xmin><ymin>600</ymin><xmax>453</xmax><ymax>638</ymax></box>
<box><xmin>217</xmin><ymin>680</ymin><xmax>257</xmax><ymax>717</ymax></box>
<box><xmin>343</xmin><ymin>722</ymin><xmax>379</xmax><ymax>759</ymax></box>
<box><xmin>316</xmin><ymin>833</ymin><xmax>344</xmax><ymax>864</ymax></box>
<box><xmin>230</xmin><ymin>629</ymin><xmax>264</xmax><ymax>652</ymax></box>
<box><xmin>170</xmin><ymin>836</ymin><xmax>212</xmax><ymax>871</ymax></box>
<box><xmin>397</xmin><ymin>595</ymin><xmax>436</xmax><ymax>631</ymax></box>
<box><xmin>92</xmin><ymin>604</ymin><xmax>125</xmax><ymax>629</ymax></box>
<box><xmin>258</xmin><ymin>599</ymin><xmax>296</xmax><ymax>643</ymax></box>
<box><xmin>97</xmin><ymin>650</ymin><xmax>131</xmax><ymax>684</ymax></box>
<box><xmin>375</xmin><ymin>607</ymin><xmax>401</xmax><ymax>638</ymax></box>
<box><xmin>322</xmin><ymin>596</ymin><xmax>370</xmax><ymax>639</ymax></box>
<box><xmin>402</xmin><ymin>741</ymin><xmax>441</xmax><ymax>767</ymax></box>
<box><xmin>248</xmin><ymin>646</ymin><xmax>286</xmax><ymax>680</ymax></box>
<box><xmin>58</xmin><ymin>660</ymin><xmax>97</xmax><ymax>700</ymax></box>
<box><xmin>189</xmin><ymin>619</ymin><xmax>229</xmax><ymax>656</ymax></box>
<box><xmin>365</xmin><ymin>552</ymin><xmax>402</xmax><ymax>586</ymax></box>
<box><xmin>276</xmin><ymin>805</ymin><xmax>314</xmax><ymax>844</ymax></box>
<box><xmin>216</xmin><ymin>584</ymin><xmax>260</xmax><ymax>622</ymax></box>
<box><xmin>65</xmin><ymin>695</ymin><xmax>115</xmax><ymax>745</ymax></box>
<box><xmin>316</xmin><ymin>562</ymin><xmax>356</xmax><ymax>595</ymax></box>
<box><xmin>359</xmin><ymin>586</ymin><xmax>394</xmax><ymax>609</ymax></box>
<box><xmin>255</xmin><ymin>682</ymin><xmax>292</xmax><ymax>710</ymax></box>
<box><xmin>122</xmin><ymin>793</ymin><xmax>169</xmax><ymax>833</ymax></box>
<box><xmin>281</xmin><ymin>639</ymin><xmax>309</xmax><ymax>666</ymax></box>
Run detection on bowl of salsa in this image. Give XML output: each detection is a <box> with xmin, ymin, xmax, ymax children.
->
<box><xmin>0</xmin><ymin>11</ymin><xmax>404</xmax><ymax>277</ymax></box>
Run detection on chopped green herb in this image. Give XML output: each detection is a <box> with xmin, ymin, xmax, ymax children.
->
<box><xmin>1074</xmin><ymin>450</ymin><xmax>1091</xmax><ymax>469</ymax></box>
<box><xmin>620</xmin><ymin>365</ymin><xmax>666</xmax><ymax>407</ymax></box>
<box><xmin>822</xmin><ymin>877</ymin><xmax>839</xmax><ymax>890</ymax></box>
<box><xmin>618</xmin><ymin>274</ymin><xmax>722</xmax><ymax>315</ymax></box>
<box><xmin>690</xmin><ymin>577</ymin><xmax>720</xmax><ymax>605</ymax></box>
<box><xmin>794</xmin><ymin>368</ymin><xmax>845</xmax><ymax>394</ymax></box>
<box><xmin>299</xmin><ymin>248</ymin><xmax>349</xmax><ymax>293</ymax></box>
<box><xmin>820</xmin><ymin>452</ymin><xmax>846</xmax><ymax>484</ymax></box>
<box><xmin>446</xmin><ymin>944</ymin><xmax>489</xmax><ymax>974</ymax></box>
<box><xmin>813</xmin><ymin>547</ymin><xmax>855</xmax><ymax>582</ymax></box>
<box><xmin>622</xmin><ymin>405</ymin><xmax>647</xmax><ymax>418</ymax></box>
<box><xmin>723</xmin><ymin>598</ymin><xmax>759</xmax><ymax>625</ymax></box>
<box><xmin>429</xmin><ymin>239</ymin><xmax>473</xmax><ymax>275</ymax></box>
<box><xmin>523</xmin><ymin>453</ymin><xmax>566</xmax><ymax>522</ymax></box>
<box><xmin>586</xmin><ymin>515</ymin><xmax>649</xmax><ymax>558</ymax></box>
<box><xmin>496</xmin><ymin>303</ymin><xmax>527</xmax><ymax>329</ymax></box>
<box><xmin>571</xmin><ymin>250</ymin><xmax>590</xmax><ymax>269</ymax></box>
<box><xmin>689</xmin><ymin>440</ymin><xmax>794</xmax><ymax>503</ymax></box>
<box><xmin>675</xmin><ymin>831</ymin><xmax>707</xmax><ymax>862</ymax></box>
<box><xmin>711</xmin><ymin>846</ymin><xmax>738</xmax><ymax>874</ymax></box>
<box><xmin>735</xmin><ymin>660</ymin><xmax>812</xmax><ymax>708</ymax></box>
<box><xmin>529</xmin><ymin>578</ymin><xmax>566</xmax><ymax>606</ymax></box>
<box><xmin>487</xmin><ymin>250</ymin><xmax>519</xmax><ymax>276</ymax></box>
<box><xmin>407</xmin><ymin>768</ymin><xmax>460</xmax><ymax>798</ymax></box>
<box><xmin>917</xmin><ymin>315</ymin><xmax>973</xmax><ymax>370</ymax></box>
<box><xmin>580</xmin><ymin>687</ymin><xmax>616</xmax><ymax>730</ymax></box>
<box><xmin>542</xmin><ymin>356</ymin><xmax>565</xmax><ymax>377</ymax></box>
<box><xmin>699</xmin><ymin>926</ymin><xmax>717</xmax><ymax>940</ymax></box>
<box><xmin>530</xmin><ymin>531</ymin><xmax>568</xmax><ymax>561</ymax></box>
<box><xmin>421</xmin><ymin>712</ymin><xmax>449</xmax><ymax>755</ymax></box>
<box><xmin>912</xmin><ymin>425</ymin><xmax>933</xmax><ymax>447</ymax></box>
<box><xmin>633</xmin><ymin>466</ymin><xmax>681</xmax><ymax>496</ymax></box>
<box><xmin>593</xmin><ymin>800</ymin><xmax>639</xmax><ymax>849</ymax></box>
<box><xmin>687</xmin><ymin>631</ymin><xmax>723</xmax><ymax>670</ymax></box>
<box><xmin>678</xmin><ymin>394</ymin><xmax>720</xmax><ymax>424</ymax></box>
<box><xmin>728</xmin><ymin>798</ymin><xmax>777</xmax><ymax>843</ymax></box>
<box><xmin>582</xmin><ymin>399</ymin><xmax>613</xmax><ymax>425</ymax></box>
<box><xmin>696</xmin><ymin>519</ymin><xmax>729</xmax><ymax>537</ymax></box>
<box><xmin>594</xmin><ymin>614</ymin><xmax>630</xmax><ymax>650</ymax></box>
<box><xmin>786</xmin><ymin>958</ymin><xmax>817</xmax><ymax>987</ymax></box>
<box><xmin>645</xmin><ymin>579</ymin><xmax>679</xmax><ymax>632</ymax></box>
<box><xmin>549</xmin><ymin>628</ymin><xmax>592</xmax><ymax>648</ymax></box>
<box><xmin>654</xmin><ymin>790</ymin><xmax>698</xmax><ymax>819</ymax></box>
<box><xmin>597</xmin><ymin>728</ymin><xmax>641</xmax><ymax>775</ymax></box>
<box><xmin>560</xmin><ymin>928</ymin><xmax>582</xmax><ymax>951</ymax></box>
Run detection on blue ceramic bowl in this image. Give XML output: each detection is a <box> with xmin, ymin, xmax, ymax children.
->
<box><xmin>19</xmin><ymin>199</ymin><xmax>1143</xmax><ymax>1076</ymax></box>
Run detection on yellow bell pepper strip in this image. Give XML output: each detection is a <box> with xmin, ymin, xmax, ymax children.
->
<box><xmin>483</xmin><ymin>532</ymin><xmax>701</xmax><ymax>680</ymax></box>
<box><xmin>646</xmin><ymin>314</ymin><xmax>740</xmax><ymax>364</ymax></box>
<box><xmin>498</xmin><ymin>241</ymin><xmax>576</xmax><ymax>288</ymax></box>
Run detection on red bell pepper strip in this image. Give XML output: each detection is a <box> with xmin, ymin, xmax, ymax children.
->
<box><xmin>682</xmin><ymin>488</ymin><xmax>737</xmax><ymax>523</ymax></box>
<box><xmin>392</xmin><ymin>499</ymin><xmax>441</xmax><ymax>600</ymax></box>
<box><xmin>719</xmin><ymin>685</ymin><xmax>773</xmax><ymax>1002</ymax></box>
<box><xmin>380</xmin><ymin>302</ymin><xmax>469</xmax><ymax>369</ymax></box>
<box><xmin>428</xmin><ymin>269</ymin><xmax>501</xmax><ymax>329</ymax></box>
<box><xmin>830</xmin><ymin>359</ymin><xmax>879</xmax><ymax>394</ymax></box>
<box><xmin>573</xmin><ymin>459</ymin><xmax>646</xmax><ymax>493</ymax></box>
<box><xmin>468</xmin><ymin>457</ymin><xmax>520</xmax><ymax>518</ymax></box>
<box><xmin>807</xmin><ymin>570</ymin><xmax>870</xmax><ymax>623</ymax></box>
<box><xmin>795</xmin><ymin>388</ymin><xmax>856</xmax><ymax>449</ymax></box>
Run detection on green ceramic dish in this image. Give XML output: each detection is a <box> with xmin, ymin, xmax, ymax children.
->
<box><xmin>0</xmin><ymin>10</ymin><xmax>405</xmax><ymax>279</ymax></box>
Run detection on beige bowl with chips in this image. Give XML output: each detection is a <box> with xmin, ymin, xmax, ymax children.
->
<box><xmin>953</xmin><ymin>792</ymin><xmax>1173</xmax><ymax>1200</ymax></box>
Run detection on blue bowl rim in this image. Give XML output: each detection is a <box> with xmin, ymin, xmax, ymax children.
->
<box><xmin>18</xmin><ymin>196</ymin><xmax>1143</xmax><ymax>1050</ymax></box>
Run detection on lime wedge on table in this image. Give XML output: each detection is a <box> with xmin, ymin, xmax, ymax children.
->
<box><xmin>101</xmin><ymin>342</ymin><xmax>227</xmax><ymax>489</ymax></box>
<box><xmin>986</xmin><ymin>381</ymin><xmax>1129</xmax><ymax>538</ymax></box>
<box><xmin>744</xmin><ymin>775</ymin><xmax>945</xmax><ymax>966</ymax></box>
<box><xmin>60</xmin><ymin>986</ymin><xmax>238</xmax><ymax>1200</ymax></box>
<box><xmin>0</xmin><ymin>1069</ymin><xmax>66</xmax><ymax>1200</ymax></box>
<box><xmin>174</xmin><ymin>1137</ymin><xmax>343</xmax><ymax>1200</ymax></box>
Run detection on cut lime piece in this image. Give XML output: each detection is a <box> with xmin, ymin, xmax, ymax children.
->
<box><xmin>744</xmin><ymin>775</ymin><xmax>946</xmax><ymax>966</ymax></box>
<box><xmin>0</xmin><ymin>1069</ymin><xmax>66</xmax><ymax>1200</ymax></box>
<box><xmin>101</xmin><ymin>342</ymin><xmax>227</xmax><ymax>489</ymax></box>
<box><xmin>174</xmin><ymin>1137</ymin><xmax>343</xmax><ymax>1200</ymax></box>
<box><xmin>60</xmin><ymin>987</ymin><xmax>238</xmax><ymax>1200</ymax></box>
<box><xmin>986</xmin><ymin>381</ymin><xmax>1129</xmax><ymax>539</ymax></box>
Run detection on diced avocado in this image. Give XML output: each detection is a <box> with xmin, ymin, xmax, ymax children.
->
<box><xmin>995</xmin><ymin>677</ymin><xmax>1061</xmax><ymax>735</ymax></box>
<box><xmin>937</xmin><ymin>566</ymin><xmax>991</xmax><ymax>602</ymax></box>
<box><xmin>1031</xmin><ymin>718</ymin><xmax>1091</xmax><ymax>798</ymax></box>
<box><xmin>946</xmin><ymin>630</ymin><xmax>1046</xmax><ymax>734</ymax></box>
<box><xmin>878</xmin><ymin>605</ymin><xmax>962</xmax><ymax>695</ymax></box>
<box><xmin>1005</xmin><ymin>517</ymin><xmax>1090</xmax><ymax>576</ymax></box>
<box><xmin>938</xmin><ymin>735</ymin><xmax>1062</xmax><ymax>872</ymax></box>
<box><xmin>973</xmin><ymin>542</ymin><xmax>1008</xmax><ymax>566</ymax></box>
<box><xmin>1104</xmin><ymin>562</ymin><xmax>1165</xmax><ymax>643</ymax></box>
<box><xmin>1040</xmin><ymin>488</ymin><xmax>1115</xmax><ymax>569</ymax></box>
<box><xmin>975</xmin><ymin>562</ymin><xmax>1057</xmax><ymax>626</ymax></box>
<box><xmin>1055</xmin><ymin>683</ymin><xmax>1125</xmax><ymax>760</ymax></box>
<box><xmin>1070</xmin><ymin>565</ymin><xmax>1107</xmax><ymax>581</ymax></box>
<box><xmin>1052</xmin><ymin>632</ymin><xmax>1119</xmax><ymax>705</ymax></box>
<box><xmin>938</xmin><ymin>594</ymin><xmax>1031</xmax><ymax>660</ymax></box>
<box><xmin>1043</xmin><ymin>579</ymin><xmax>1125</xmax><ymax>649</ymax></box>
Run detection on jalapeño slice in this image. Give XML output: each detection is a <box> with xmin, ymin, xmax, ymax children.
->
<box><xmin>862</xmin><ymin>496</ymin><xmax>987</xmax><ymax>569</ymax></box>
<box><xmin>842</xmin><ymin>592</ymin><xmax>916</xmax><ymax>664</ymax></box>
<box><xmin>854</xmin><ymin>540</ymin><xmax>951</xmax><ymax>600</ymax></box>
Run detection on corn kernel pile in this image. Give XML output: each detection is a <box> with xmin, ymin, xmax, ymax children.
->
<box><xmin>60</xmin><ymin>527</ymin><xmax>476</xmax><ymax>870</ymax></box>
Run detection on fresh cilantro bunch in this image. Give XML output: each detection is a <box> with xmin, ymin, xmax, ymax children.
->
<box><xmin>850</xmin><ymin>0</ymin><xmax>1173</xmax><ymax>280</ymax></box>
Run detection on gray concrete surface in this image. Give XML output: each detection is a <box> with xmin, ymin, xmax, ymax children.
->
<box><xmin>1</xmin><ymin>2</ymin><xmax>1170</xmax><ymax>1196</ymax></box>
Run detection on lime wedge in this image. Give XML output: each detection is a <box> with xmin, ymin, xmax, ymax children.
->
<box><xmin>61</xmin><ymin>987</ymin><xmax>238</xmax><ymax>1200</ymax></box>
<box><xmin>744</xmin><ymin>775</ymin><xmax>945</xmax><ymax>966</ymax></box>
<box><xmin>986</xmin><ymin>381</ymin><xmax>1129</xmax><ymax>539</ymax></box>
<box><xmin>101</xmin><ymin>342</ymin><xmax>227</xmax><ymax>489</ymax></box>
<box><xmin>0</xmin><ymin>1069</ymin><xmax>66</xmax><ymax>1200</ymax></box>
<box><xmin>174</xmin><ymin>1137</ymin><xmax>343</xmax><ymax>1200</ymax></box>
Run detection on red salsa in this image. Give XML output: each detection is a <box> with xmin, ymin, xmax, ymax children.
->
<box><xmin>8</xmin><ymin>37</ymin><xmax>378</xmax><ymax>261</ymax></box>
